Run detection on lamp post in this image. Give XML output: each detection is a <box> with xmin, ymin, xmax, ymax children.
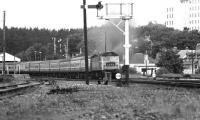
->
<box><xmin>144</xmin><ymin>35</ymin><xmax>153</xmax><ymax>76</ymax></box>
<box><xmin>2</xmin><ymin>11</ymin><xmax>6</xmax><ymax>75</ymax></box>
<box><xmin>58</xmin><ymin>39</ymin><xmax>62</xmax><ymax>53</ymax></box>
<box><xmin>39</xmin><ymin>51</ymin><xmax>42</xmax><ymax>61</ymax></box>
<box><xmin>187</xmin><ymin>50</ymin><xmax>196</xmax><ymax>74</ymax></box>
<box><xmin>145</xmin><ymin>50</ymin><xmax>148</xmax><ymax>75</ymax></box>
<box><xmin>14</xmin><ymin>55</ymin><xmax>16</xmax><ymax>74</ymax></box>
<box><xmin>52</xmin><ymin>37</ymin><xmax>56</xmax><ymax>56</ymax></box>
<box><xmin>34</xmin><ymin>51</ymin><xmax>37</xmax><ymax>61</ymax></box>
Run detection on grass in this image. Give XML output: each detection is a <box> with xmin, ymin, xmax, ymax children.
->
<box><xmin>0</xmin><ymin>81</ymin><xmax>200</xmax><ymax>119</ymax></box>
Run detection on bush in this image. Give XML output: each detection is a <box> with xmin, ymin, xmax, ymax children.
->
<box><xmin>183</xmin><ymin>74</ymin><xmax>191</xmax><ymax>78</ymax></box>
<box><xmin>159</xmin><ymin>73</ymin><xmax>182</xmax><ymax>79</ymax></box>
<box><xmin>156</xmin><ymin>67</ymin><xmax>170</xmax><ymax>76</ymax></box>
<box><xmin>0</xmin><ymin>75</ymin><xmax>14</xmax><ymax>83</ymax></box>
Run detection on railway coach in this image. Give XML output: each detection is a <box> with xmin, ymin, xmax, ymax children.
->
<box><xmin>1</xmin><ymin>51</ymin><xmax>120</xmax><ymax>80</ymax></box>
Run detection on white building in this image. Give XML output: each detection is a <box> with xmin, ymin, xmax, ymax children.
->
<box><xmin>0</xmin><ymin>52</ymin><xmax>21</xmax><ymax>62</ymax></box>
<box><xmin>165</xmin><ymin>0</ymin><xmax>200</xmax><ymax>31</ymax></box>
<box><xmin>128</xmin><ymin>53</ymin><xmax>158</xmax><ymax>75</ymax></box>
<box><xmin>165</xmin><ymin>1</ymin><xmax>186</xmax><ymax>30</ymax></box>
<box><xmin>178</xmin><ymin>49</ymin><xmax>199</xmax><ymax>74</ymax></box>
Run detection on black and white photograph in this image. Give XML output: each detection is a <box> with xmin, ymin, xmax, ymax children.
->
<box><xmin>0</xmin><ymin>0</ymin><xmax>200</xmax><ymax>119</ymax></box>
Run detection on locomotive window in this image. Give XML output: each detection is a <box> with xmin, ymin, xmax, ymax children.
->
<box><xmin>106</xmin><ymin>62</ymin><xmax>115</xmax><ymax>66</ymax></box>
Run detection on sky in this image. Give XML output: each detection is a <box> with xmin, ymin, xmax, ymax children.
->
<box><xmin>0</xmin><ymin>0</ymin><xmax>172</xmax><ymax>30</ymax></box>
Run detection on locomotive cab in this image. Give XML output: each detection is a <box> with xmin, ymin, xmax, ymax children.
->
<box><xmin>90</xmin><ymin>51</ymin><xmax>120</xmax><ymax>80</ymax></box>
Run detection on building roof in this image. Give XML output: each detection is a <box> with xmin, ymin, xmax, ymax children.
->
<box><xmin>0</xmin><ymin>52</ymin><xmax>21</xmax><ymax>62</ymax></box>
<box><xmin>101</xmin><ymin>51</ymin><xmax>118</xmax><ymax>56</ymax></box>
<box><xmin>91</xmin><ymin>51</ymin><xmax>119</xmax><ymax>58</ymax></box>
<box><xmin>183</xmin><ymin>60</ymin><xmax>198</xmax><ymax>65</ymax></box>
<box><xmin>178</xmin><ymin>50</ymin><xmax>195</xmax><ymax>59</ymax></box>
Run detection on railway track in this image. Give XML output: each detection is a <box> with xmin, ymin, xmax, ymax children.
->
<box><xmin>128</xmin><ymin>78</ymin><xmax>200</xmax><ymax>88</ymax></box>
<box><xmin>32</xmin><ymin>76</ymin><xmax>200</xmax><ymax>89</ymax></box>
<box><xmin>0</xmin><ymin>81</ymin><xmax>41</xmax><ymax>99</ymax></box>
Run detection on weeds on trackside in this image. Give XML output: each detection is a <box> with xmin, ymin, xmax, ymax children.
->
<box><xmin>0</xmin><ymin>82</ymin><xmax>200</xmax><ymax>119</ymax></box>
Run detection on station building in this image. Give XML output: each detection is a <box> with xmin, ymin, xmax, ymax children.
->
<box><xmin>120</xmin><ymin>53</ymin><xmax>158</xmax><ymax>76</ymax></box>
<box><xmin>0</xmin><ymin>52</ymin><xmax>21</xmax><ymax>62</ymax></box>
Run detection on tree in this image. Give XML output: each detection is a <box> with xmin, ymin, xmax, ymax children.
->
<box><xmin>156</xmin><ymin>50</ymin><xmax>183</xmax><ymax>74</ymax></box>
<box><xmin>132</xmin><ymin>23</ymin><xmax>176</xmax><ymax>58</ymax></box>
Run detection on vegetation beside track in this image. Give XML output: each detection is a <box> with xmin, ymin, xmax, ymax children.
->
<box><xmin>0</xmin><ymin>81</ymin><xmax>200</xmax><ymax>120</ymax></box>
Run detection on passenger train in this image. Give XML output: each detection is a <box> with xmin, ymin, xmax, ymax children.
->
<box><xmin>0</xmin><ymin>51</ymin><xmax>120</xmax><ymax>80</ymax></box>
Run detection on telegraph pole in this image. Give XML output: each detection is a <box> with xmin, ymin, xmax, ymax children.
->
<box><xmin>105</xmin><ymin>31</ymin><xmax>107</xmax><ymax>52</ymax></box>
<box><xmin>53</xmin><ymin>37</ymin><xmax>56</xmax><ymax>55</ymax></box>
<box><xmin>83</xmin><ymin>0</ymin><xmax>89</xmax><ymax>85</ymax></box>
<box><xmin>2</xmin><ymin>11</ymin><xmax>6</xmax><ymax>75</ymax></box>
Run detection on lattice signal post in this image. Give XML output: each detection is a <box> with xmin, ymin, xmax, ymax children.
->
<box><xmin>97</xmin><ymin>3</ymin><xmax>133</xmax><ymax>83</ymax></box>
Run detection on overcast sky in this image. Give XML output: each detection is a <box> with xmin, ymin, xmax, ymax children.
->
<box><xmin>0</xmin><ymin>0</ymin><xmax>171</xmax><ymax>30</ymax></box>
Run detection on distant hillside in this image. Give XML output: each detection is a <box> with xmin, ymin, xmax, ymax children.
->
<box><xmin>0</xmin><ymin>27</ymin><xmax>84</xmax><ymax>60</ymax></box>
<box><xmin>1</xmin><ymin>22</ymin><xmax>199</xmax><ymax>62</ymax></box>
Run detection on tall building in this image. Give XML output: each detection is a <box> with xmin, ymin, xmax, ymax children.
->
<box><xmin>187</xmin><ymin>0</ymin><xmax>200</xmax><ymax>30</ymax></box>
<box><xmin>165</xmin><ymin>0</ymin><xmax>200</xmax><ymax>31</ymax></box>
